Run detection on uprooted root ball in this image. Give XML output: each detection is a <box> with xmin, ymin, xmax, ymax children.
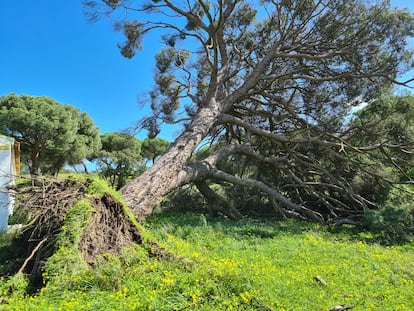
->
<box><xmin>11</xmin><ymin>178</ymin><xmax>145</xmax><ymax>288</ymax></box>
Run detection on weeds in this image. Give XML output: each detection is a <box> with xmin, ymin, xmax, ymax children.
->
<box><xmin>1</xmin><ymin>211</ymin><xmax>413</xmax><ymax>310</ymax></box>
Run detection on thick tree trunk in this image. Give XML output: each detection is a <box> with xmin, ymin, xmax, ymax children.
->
<box><xmin>121</xmin><ymin>103</ymin><xmax>220</xmax><ymax>220</ymax></box>
<box><xmin>81</xmin><ymin>161</ymin><xmax>89</xmax><ymax>174</ymax></box>
<box><xmin>30</xmin><ymin>144</ymin><xmax>40</xmax><ymax>176</ymax></box>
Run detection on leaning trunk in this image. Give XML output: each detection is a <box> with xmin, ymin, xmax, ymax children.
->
<box><xmin>121</xmin><ymin>103</ymin><xmax>220</xmax><ymax>219</ymax></box>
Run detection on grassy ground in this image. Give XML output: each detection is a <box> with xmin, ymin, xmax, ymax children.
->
<box><xmin>1</xmin><ymin>211</ymin><xmax>413</xmax><ymax>310</ymax></box>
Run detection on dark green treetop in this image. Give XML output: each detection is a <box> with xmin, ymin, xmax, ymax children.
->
<box><xmin>141</xmin><ymin>138</ymin><xmax>170</xmax><ymax>164</ymax></box>
<box><xmin>92</xmin><ymin>132</ymin><xmax>145</xmax><ymax>190</ymax></box>
<box><xmin>0</xmin><ymin>93</ymin><xmax>101</xmax><ymax>176</ymax></box>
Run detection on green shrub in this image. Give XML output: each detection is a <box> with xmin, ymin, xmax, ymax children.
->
<box><xmin>0</xmin><ymin>273</ymin><xmax>28</xmax><ymax>299</ymax></box>
<box><xmin>160</xmin><ymin>186</ymin><xmax>206</xmax><ymax>213</ymax></box>
<box><xmin>364</xmin><ymin>188</ymin><xmax>414</xmax><ymax>244</ymax></box>
<box><xmin>8</xmin><ymin>207</ymin><xmax>29</xmax><ymax>225</ymax></box>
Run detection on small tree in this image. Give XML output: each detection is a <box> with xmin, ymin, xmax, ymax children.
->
<box><xmin>351</xmin><ymin>95</ymin><xmax>414</xmax><ymax>182</ymax></box>
<box><xmin>93</xmin><ymin>132</ymin><xmax>145</xmax><ymax>190</ymax></box>
<box><xmin>0</xmin><ymin>94</ymin><xmax>101</xmax><ymax>176</ymax></box>
<box><xmin>40</xmin><ymin>106</ymin><xmax>102</xmax><ymax>175</ymax></box>
<box><xmin>141</xmin><ymin>138</ymin><xmax>170</xmax><ymax>164</ymax></box>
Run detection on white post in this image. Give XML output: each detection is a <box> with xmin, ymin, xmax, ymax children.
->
<box><xmin>0</xmin><ymin>135</ymin><xmax>15</xmax><ymax>232</ymax></box>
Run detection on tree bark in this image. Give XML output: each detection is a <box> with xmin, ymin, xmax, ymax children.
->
<box><xmin>121</xmin><ymin>103</ymin><xmax>220</xmax><ymax>220</ymax></box>
<box><xmin>30</xmin><ymin>144</ymin><xmax>40</xmax><ymax>176</ymax></box>
<box><xmin>194</xmin><ymin>180</ymin><xmax>242</xmax><ymax>220</ymax></box>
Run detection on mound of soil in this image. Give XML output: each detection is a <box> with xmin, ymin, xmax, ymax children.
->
<box><xmin>9</xmin><ymin>178</ymin><xmax>144</xmax><ymax>288</ymax></box>
<box><xmin>78</xmin><ymin>194</ymin><xmax>143</xmax><ymax>264</ymax></box>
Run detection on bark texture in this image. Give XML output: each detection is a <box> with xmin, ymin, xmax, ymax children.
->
<box><xmin>121</xmin><ymin>104</ymin><xmax>220</xmax><ymax>219</ymax></box>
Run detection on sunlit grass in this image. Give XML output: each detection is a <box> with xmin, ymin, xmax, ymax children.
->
<box><xmin>1</xmin><ymin>212</ymin><xmax>413</xmax><ymax>310</ymax></box>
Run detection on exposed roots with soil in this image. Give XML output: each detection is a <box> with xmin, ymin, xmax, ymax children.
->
<box><xmin>78</xmin><ymin>194</ymin><xmax>143</xmax><ymax>264</ymax></box>
<box><xmin>6</xmin><ymin>177</ymin><xmax>159</xmax><ymax>289</ymax></box>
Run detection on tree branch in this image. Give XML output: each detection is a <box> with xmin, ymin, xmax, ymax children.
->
<box><xmin>194</xmin><ymin>162</ymin><xmax>324</xmax><ymax>223</ymax></box>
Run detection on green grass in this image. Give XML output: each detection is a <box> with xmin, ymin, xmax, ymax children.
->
<box><xmin>1</xmin><ymin>212</ymin><xmax>413</xmax><ymax>310</ymax></box>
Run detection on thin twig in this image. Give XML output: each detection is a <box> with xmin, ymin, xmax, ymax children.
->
<box><xmin>18</xmin><ymin>237</ymin><xmax>48</xmax><ymax>274</ymax></box>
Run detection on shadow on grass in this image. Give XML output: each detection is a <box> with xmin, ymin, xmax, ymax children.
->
<box><xmin>0</xmin><ymin>231</ymin><xmax>27</xmax><ymax>276</ymax></box>
<box><xmin>147</xmin><ymin>211</ymin><xmax>319</xmax><ymax>240</ymax></box>
<box><xmin>146</xmin><ymin>211</ymin><xmax>414</xmax><ymax>248</ymax></box>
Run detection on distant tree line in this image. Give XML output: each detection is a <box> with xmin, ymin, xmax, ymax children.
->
<box><xmin>0</xmin><ymin>94</ymin><xmax>169</xmax><ymax>189</ymax></box>
<box><xmin>91</xmin><ymin>133</ymin><xmax>169</xmax><ymax>189</ymax></box>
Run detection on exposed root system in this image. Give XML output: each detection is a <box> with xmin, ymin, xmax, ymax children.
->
<box><xmin>10</xmin><ymin>178</ymin><xmax>146</xmax><ymax>288</ymax></box>
<box><xmin>78</xmin><ymin>194</ymin><xmax>143</xmax><ymax>264</ymax></box>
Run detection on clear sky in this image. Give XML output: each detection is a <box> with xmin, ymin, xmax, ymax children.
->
<box><xmin>1</xmin><ymin>1</ymin><xmax>413</xmax><ymax>141</ymax></box>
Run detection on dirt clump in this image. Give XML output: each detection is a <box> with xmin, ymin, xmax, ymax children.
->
<box><xmin>78</xmin><ymin>194</ymin><xmax>143</xmax><ymax>264</ymax></box>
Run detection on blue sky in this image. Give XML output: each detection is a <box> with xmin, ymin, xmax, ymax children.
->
<box><xmin>1</xmin><ymin>1</ymin><xmax>413</xmax><ymax>141</ymax></box>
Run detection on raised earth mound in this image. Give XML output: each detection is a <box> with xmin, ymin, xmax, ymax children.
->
<box><xmin>2</xmin><ymin>177</ymin><xmax>166</xmax><ymax>289</ymax></box>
